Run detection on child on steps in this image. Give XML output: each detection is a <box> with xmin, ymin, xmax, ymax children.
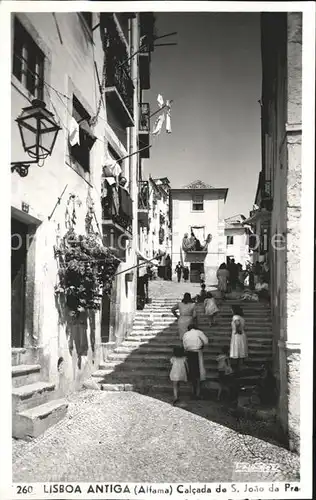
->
<box><xmin>169</xmin><ymin>346</ymin><xmax>188</xmax><ymax>404</ymax></box>
<box><xmin>204</xmin><ymin>292</ymin><xmax>219</xmax><ymax>326</ymax></box>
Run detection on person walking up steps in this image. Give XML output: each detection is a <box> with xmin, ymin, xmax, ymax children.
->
<box><xmin>217</xmin><ymin>263</ymin><xmax>230</xmax><ymax>300</ymax></box>
<box><xmin>169</xmin><ymin>346</ymin><xmax>188</xmax><ymax>405</ymax></box>
<box><xmin>182</xmin><ymin>324</ymin><xmax>208</xmax><ymax>398</ymax></box>
<box><xmin>204</xmin><ymin>292</ymin><xmax>219</xmax><ymax>327</ymax></box>
<box><xmin>216</xmin><ymin>346</ymin><xmax>233</xmax><ymax>400</ymax></box>
<box><xmin>175</xmin><ymin>262</ymin><xmax>183</xmax><ymax>282</ymax></box>
<box><xmin>171</xmin><ymin>293</ymin><xmax>197</xmax><ymax>339</ymax></box>
<box><xmin>230</xmin><ymin>305</ymin><xmax>248</xmax><ymax>372</ymax></box>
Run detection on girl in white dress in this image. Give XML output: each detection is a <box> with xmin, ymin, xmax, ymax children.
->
<box><xmin>169</xmin><ymin>346</ymin><xmax>188</xmax><ymax>404</ymax></box>
<box><xmin>204</xmin><ymin>292</ymin><xmax>219</xmax><ymax>326</ymax></box>
<box><xmin>230</xmin><ymin>305</ymin><xmax>248</xmax><ymax>370</ymax></box>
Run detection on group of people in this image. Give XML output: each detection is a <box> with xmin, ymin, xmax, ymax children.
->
<box><xmin>169</xmin><ymin>292</ymin><xmax>248</xmax><ymax>404</ymax></box>
<box><xmin>216</xmin><ymin>259</ymin><xmax>245</xmax><ymax>297</ymax></box>
<box><xmin>216</xmin><ymin>259</ymin><xmax>270</xmax><ymax>302</ymax></box>
<box><xmin>175</xmin><ymin>262</ymin><xmax>190</xmax><ymax>283</ymax></box>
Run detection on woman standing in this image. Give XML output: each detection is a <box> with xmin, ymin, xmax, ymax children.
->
<box><xmin>230</xmin><ymin>305</ymin><xmax>248</xmax><ymax>371</ymax></box>
<box><xmin>216</xmin><ymin>263</ymin><xmax>230</xmax><ymax>299</ymax></box>
<box><xmin>171</xmin><ymin>293</ymin><xmax>197</xmax><ymax>339</ymax></box>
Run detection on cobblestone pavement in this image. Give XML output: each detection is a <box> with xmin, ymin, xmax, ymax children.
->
<box><xmin>12</xmin><ymin>389</ymin><xmax>299</xmax><ymax>483</ymax></box>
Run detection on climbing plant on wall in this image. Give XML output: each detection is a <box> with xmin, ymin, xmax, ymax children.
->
<box><xmin>54</xmin><ymin>228</ymin><xmax>120</xmax><ymax>316</ymax></box>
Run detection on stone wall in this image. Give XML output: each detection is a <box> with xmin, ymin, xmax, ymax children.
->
<box><xmin>261</xmin><ymin>12</ymin><xmax>302</xmax><ymax>452</ymax></box>
<box><xmin>11</xmin><ymin>13</ymin><xmax>137</xmax><ymax>394</ymax></box>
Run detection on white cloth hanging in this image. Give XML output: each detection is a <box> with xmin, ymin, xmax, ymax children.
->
<box><xmin>191</xmin><ymin>226</ymin><xmax>205</xmax><ymax>243</ymax></box>
<box><xmin>152</xmin><ymin>113</ymin><xmax>165</xmax><ymax>136</ymax></box>
<box><xmin>69</xmin><ymin>117</ymin><xmax>80</xmax><ymax>146</ymax></box>
<box><xmin>103</xmin><ymin>158</ymin><xmax>122</xmax><ymax>178</ymax></box>
<box><xmin>166</xmin><ymin>101</ymin><xmax>172</xmax><ymax>134</ymax></box>
<box><xmin>105</xmin><ymin>176</ymin><xmax>116</xmax><ymax>186</ymax></box>
<box><xmin>157</xmin><ymin>94</ymin><xmax>164</xmax><ymax>108</ymax></box>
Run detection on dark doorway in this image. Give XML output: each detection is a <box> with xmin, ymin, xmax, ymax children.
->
<box><xmin>101</xmin><ymin>293</ymin><xmax>111</xmax><ymax>342</ymax></box>
<box><xmin>11</xmin><ymin>218</ymin><xmax>28</xmax><ymax>347</ymax></box>
<box><xmin>190</xmin><ymin>263</ymin><xmax>204</xmax><ymax>283</ymax></box>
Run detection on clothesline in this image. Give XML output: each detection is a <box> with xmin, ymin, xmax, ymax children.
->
<box><xmin>13</xmin><ymin>51</ymin><xmax>157</xmax><ymax>147</ymax></box>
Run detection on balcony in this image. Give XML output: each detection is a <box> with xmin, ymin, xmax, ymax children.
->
<box><xmin>139</xmin><ymin>13</ymin><xmax>155</xmax><ymax>90</ymax></box>
<box><xmin>138</xmin><ymin>180</ymin><xmax>150</xmax><ymax>227</ymax></box>
<box><xmin>139</xmin><ymin>48</ymin><xmax>151</xmax><ymax>90</ymax></box>
<box><xmin>101</xmin><ymin>183</ymin><xmax>133</xmax><ymax>261</ymax></box>
<box><xmin>260</xmin><ymin>179</ymin><xmax>273</xmax><ymax>211</ymax></box>
<box><xmin>139</xmin><ymin>103</ymin><xmax>150</xmax><ymax>158</ymax></box>
<box><xmin>102</xmin><ymin>14</ymin><xmax>134</xmax><ymax>127</ymax></box>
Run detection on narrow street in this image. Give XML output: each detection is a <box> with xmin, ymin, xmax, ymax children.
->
<box><xmin>12</xmin><ymin>389</ymin><xmax>299</xmax><ymax>482</ymax></box>
<box><xmin>12</xmin><ymin>279</ymin><xmax>299</xmax><ymax>483</ymax></box>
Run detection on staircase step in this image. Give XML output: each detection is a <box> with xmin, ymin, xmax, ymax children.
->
<box><xmin>115</xmin><ymin>344</ymin><xmax>272</xmax><ymax>354</ymax></box>
<box><xmin>101</xmin><ymin>359</ymin><xmax>269</xmax><ymax>372</ymax></box>
<box><xmin>128</xmin><ymin>328</ymin><xmax>272</xmax><ymax>339</ymax></box>
<box><xmin>96</xmin><ymin>372</ymin><xmax>260</xmax><ymax>389</ymax></box>
<box><xmin>11</xmin><ymin>364</ymin><xmax>41</xmax><ymax>388</ymax></box>
<box><xmin>12</xmin><ymin>381</ymin><xmax>56</xmax><ymax>413</ymax></box>
<box><xmin>111</xmin><ymin>346</ymin><xmax>272</xmax><ymax>360</ymax></box>
<box><xmin>13</xmin><ymin>399</ymin><xmax>68</xmax><ymax>440</ymax></box>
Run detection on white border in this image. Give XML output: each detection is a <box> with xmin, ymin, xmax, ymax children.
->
<box><xmin>0</xmin><ymin>2</ymin><xmax>314</xmax><ymax>500</ymax></box>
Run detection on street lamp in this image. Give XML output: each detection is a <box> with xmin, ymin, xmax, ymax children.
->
<box><xmin>11</xmin><ymin>99</ymin><xmax>61</xmax><ymax>177</ymax></box>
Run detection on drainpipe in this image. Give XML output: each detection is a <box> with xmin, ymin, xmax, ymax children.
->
<box><xmin>130</xmin><ymin>14</ymin><xmax>140</xmax><ymax>308</ymax></box>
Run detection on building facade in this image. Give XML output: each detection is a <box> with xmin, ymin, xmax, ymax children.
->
<box><xmin>224</xmin><ymin>214</ymin><xmax>251</xmax><ymax>267</ymax></box>
<box><xmin>11</xmin><ymin>12</ymin><xmax>154</xmax><ymax>402</ymax></box>
<box><xmin>244</xmin><ymin>13</ymin><xmax>302</xmax><ymax>452</ymax></box>
<box><xmin>170</xmin><ymin>180</ymin><xmax>228</xmax><ymax>284</ymax></box>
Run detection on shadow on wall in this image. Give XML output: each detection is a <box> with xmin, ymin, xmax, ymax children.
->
<box><xmin>55</xmin><ymin>293</ymin><xmax>97</xmax><ymax>371</ymax></box>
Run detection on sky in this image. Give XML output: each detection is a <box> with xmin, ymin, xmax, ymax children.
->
<box><xmin>142</xmin><ymin>12</ymin><xmax>262</xmax><ymax>219</ymax></box>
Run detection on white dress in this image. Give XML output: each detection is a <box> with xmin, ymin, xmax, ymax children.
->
<box><xmin>230</xmin><ymin>315</ymin><xmax>248</xmax><ymax>359</ymax></box>
<box><xmin>170</xmin><ymin>357</ymin><xmax>188</xmax><ymax>382</ymax></box>
<box><xmin>204</xmin><ymin>298</ymin><xmax>219</xmax><ymax>316</ymax></box>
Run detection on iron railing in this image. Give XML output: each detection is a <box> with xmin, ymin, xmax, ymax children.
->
<box><xmin>139</xmin><ymin>103</ymin><xmax>150</xmax><ymax>132</ymax></box>
<box><xmin>102</xmin><ymin>185</ymin><xmax>133</xmax><ymax>232</ymax></box>
<box><xmin>103</xmin><ymin>15</ymin><xmax>134</xmax><ymax>117</ymax></box>
<box><xmin>138</xmin><ymin>180</ymin><xmax>150</xmax><ymax>210</ymax></box>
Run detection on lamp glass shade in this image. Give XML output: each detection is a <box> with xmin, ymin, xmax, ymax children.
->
<box><xmin>16</xmin><ymin>100</ymin><xmax>61</xmax><ymax>160</ymax></box>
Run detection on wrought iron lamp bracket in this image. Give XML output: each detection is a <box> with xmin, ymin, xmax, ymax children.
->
<box><xmin>11</xmin><ymin>159</ymin><xmax>39</xmax><ymax>178</ymax></box>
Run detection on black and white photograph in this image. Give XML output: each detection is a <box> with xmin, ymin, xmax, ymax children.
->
<box><xmin>0</xmin><ymin>1</ymin><xmax>314</xmax><ymax>498</ymax></box>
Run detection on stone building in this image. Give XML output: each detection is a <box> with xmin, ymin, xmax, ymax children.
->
<box><xmin>11</xmin><ymin>11</ymin><xmax>154</xmax><ymax>437</ymax></box>
<box><xmin>170</xmin><ymin>180</ymin><xmax>228</xmax><ymax>284</ymax></box>
<box><xmin>224</xmin><ymin>214</ymin><xmax>251</xmax><ymax>267</ymax></box>
<box><xmin>244</xmin><ymin>12</ymin><xmax>302</xmax><ymax>452</ymax></box>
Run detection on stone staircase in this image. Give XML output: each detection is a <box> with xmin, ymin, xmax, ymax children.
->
<box><xmin>92</xmin><ymin>297</ymin><xmax>273</xmax><ymax>395</ymax></box>
<box><xmin>12</xmin><ymin>348</ymin><xmax>68</xmax><ymax>440</ymax></box>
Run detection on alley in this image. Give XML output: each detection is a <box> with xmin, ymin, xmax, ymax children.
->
<box><xmin>12</xmin><ymin>389</ymin><xmax>299</xmax><ymax>483</ymax></box>
<box><xmin>12</xmin><ymin>278</ymin><xmax>299</xmax><ymax>483</ymax></box>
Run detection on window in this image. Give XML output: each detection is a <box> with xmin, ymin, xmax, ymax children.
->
<box><xmin>80</xmin><ymin>12</ymin><xmax>93</xmax><ymax>30</ymax></box>
<box><xmin>12</xmin><ymin>17</ymin><xmax>45</xmax><ymax>100</ymax></box>
<box><xmin>70</xmin><ymin>96</ymin><xmax>95</xmax><ymax>172</ymax></box>
<box><xmin>192</xmin><ymin>195</ymin><xmax>204</xmax><ymax>211</ymax></box>
<box><xmin>227</xmin><ymin>236</ymin><xmax>234</xmax><ymax>245</ymax></box>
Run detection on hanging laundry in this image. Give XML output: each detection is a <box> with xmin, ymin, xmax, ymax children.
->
<box><xmin>103</xmin><ymin>158</ymin><xmax>122</xmax><ymax>178</ymax></box>
<box><xmin>157</xmin><ymin>94</ymin><xmax>164</xmax><ymax>108</ymax></box>
<box><xmin>166</xmin><ymin>100</ymin><xmax>172</xmax><ymax>134</ymax></box>
<box><xmin>152</xmin><ymin>113</ymin><xmax>165</xmax><ymax>136</ymax></box>
<box><xmin>69</xmin><ymin>117</ymin><xmax>80</xmax><ymax>146</ymax></box>
<box><xmin>105</xmin><ymin>176</ymin><xmax>116</xmax><ymax>186</ymax></box>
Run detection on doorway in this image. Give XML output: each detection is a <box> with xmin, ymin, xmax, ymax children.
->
<box><xmin>190</xmin><ymin>263</ymin><xmax>204</xmax><ymax>283</ymax></box>
<box><xmin>11</xmin><ymin>218</ymin><xmax>28</xmax><ymax>347</ymax></box>
<box><xmin>101</xmin><ymin>293</ymin><xmax>111</xmax><ymax>342</ymax></box>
